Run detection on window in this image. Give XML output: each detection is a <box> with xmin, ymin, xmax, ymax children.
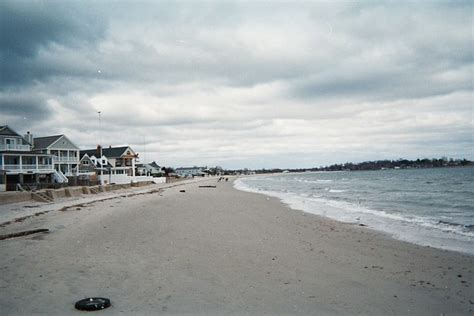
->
<box><xmin>5</xmin><ymin>138</ymin><xmax>16</xmax><ymax>148</ymax></box>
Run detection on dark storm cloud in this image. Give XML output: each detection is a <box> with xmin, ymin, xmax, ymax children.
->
<box><xmin>0</xmin><ymin>93</ymin><xmax>51</xmax><ymax>120</ymax></box>
<box><xmin>0</xmin><ymin>0</ymin><xmax>106</xmax><ymax>87</ymax></box>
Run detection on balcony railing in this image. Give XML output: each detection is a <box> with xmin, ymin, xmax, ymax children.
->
<box><xmin>37</xmin><ymin>165</ymin><xmax>55</xmax><ymax>172</ymax></box>
<box><xmin>3</xmin><ymin>164</ymin><xmax>54</xmax><ymax>172</ymax></box>
<box><xmin>0</xmin><ymin>144</ymin><xmax>31</xmax><ymax>151</ymax></box>
<box><xmin>3</xmin><ymin>164</ymin><xmax>20</xmax><ymax>170</ymax></box>
<box><xmin>52</xmin><ymin>156</ymin><xmax>79</xmax><ymax>163</ymax></box>
<box><xmin>22</xmin><ymin>164</ymin><xmax>38</xmax><ymax>170</ymax></box>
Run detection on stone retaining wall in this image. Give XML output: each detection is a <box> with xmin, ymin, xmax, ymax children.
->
<box><xmin>0</xmin><ymin>182</ymin><xmax>154</xmax><ymax>205</ymax></box>
<box><xmin>0</xmin><ymin>191</ymin><xmax>33</xmax><ymax>204</ymax></box>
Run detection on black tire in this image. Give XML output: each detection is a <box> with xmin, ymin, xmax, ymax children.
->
<box><xmin>75</xmin><ymin>297</ymin><xmax>111</xmax><ymax>311</ymax></box>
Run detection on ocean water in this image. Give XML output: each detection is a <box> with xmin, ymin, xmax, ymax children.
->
<box><xmin>234</xmin><ymin>167</ymin><xmax>474</xmax><ymax>255</ymax></box>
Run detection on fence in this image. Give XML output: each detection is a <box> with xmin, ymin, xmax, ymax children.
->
<box><xmin>98</xmin><ymin>174</ymin><xmax>166</xmax><ymax>185</ymax></box>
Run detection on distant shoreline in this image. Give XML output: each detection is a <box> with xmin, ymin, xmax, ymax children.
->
<box><xmin>250</xmin><ymin>163</ymin><xmax>473</xmax><ymax>175</ymax></box>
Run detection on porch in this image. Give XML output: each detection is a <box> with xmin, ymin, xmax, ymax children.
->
<box><xmin>0</xmin><ymin>153</ymin><xmax>55</xmax><ymax>174</ymax></box>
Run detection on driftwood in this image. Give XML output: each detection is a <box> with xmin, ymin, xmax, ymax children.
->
<box><xmin>0</xmin><ymin>229</ymin><xmax>49</xmax><ymax>240</ymax></box>
<box><xmin>198</xmin><ymin>185</ymin><xmax>217</xmax><ymax>188</ymax></box>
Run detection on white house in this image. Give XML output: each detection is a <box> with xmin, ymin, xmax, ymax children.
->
<box><xmin>0</xmin><ymin>126</ymin><xmax>55</xmax><ymax>191</ymax></box>
<box><xmin>32</xmin><ymin>134</ymin><xmax>81</xmax><ymax>180</ymax></box>
<box><xmin>80</xmin><ymin>146</ymin><xmax>141</xmax><ymax>184</ymax></box>
<box><xmin>77</xmin><ymin>152</ymin><xmax>112</xmax><ymax>176</ymax></box>
<box><xmin>136</xmin><ymin>161</ymin><xmax>162</xmax><ymax>177</ymax></box>
<box><xmin>175</xmin><ymin>166</ymin><xmax>208</xmax><ymax>178</ymax></box>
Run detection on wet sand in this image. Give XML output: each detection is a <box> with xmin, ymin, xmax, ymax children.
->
<box><xmin>0</xmin><ymin>178</ymin><xmax>472</xmax><ymax>315</ymax></box>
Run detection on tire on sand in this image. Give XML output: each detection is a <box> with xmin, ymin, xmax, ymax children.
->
<box><xmin>75</xmin><ymin>297</ymin><xmax>111</xmax><ymax>311</ymax></box>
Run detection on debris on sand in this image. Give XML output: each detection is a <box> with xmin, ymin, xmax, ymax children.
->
<box><xmin>0</xmin><ymin>228</ymin><xmax>49</xmax><ymax>240</ymax></box>
<box><xmin>75</xmin><ymin>297</ymin><xmax>111</xmax><ymax>311</ymax></box>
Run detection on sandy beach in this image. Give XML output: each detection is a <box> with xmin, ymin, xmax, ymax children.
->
<box><xmin>0</xmin><ymin>178</ymin><xmax>472</xmax><ymax>315</ymax></box>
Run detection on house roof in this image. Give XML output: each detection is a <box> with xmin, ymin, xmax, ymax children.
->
<box><xmin>149</xmin><ymin>161</ymin><xmax>161</xmax><ymax>168</ymax></box>
<box><xmin>0</xmin><ymin>125</ymin><xmax>22</xmax><ymax>137</ymax></box>
<box><xmin>137</xmin><ymin>161</ymin><xmax>161</xmax><ymax>169</ymax></box>
<box><xmin>33</xmin><ymin>135</ymin><xmax>63</xmax><ymax>149</ymax></box>
<box><xmin>80</xmin><ymin>154</ymin><xmax>113</xmax><ymax>169</ymax></box>
<box><xmin>80</xmin><ymin>146</ymin><xmax>134</xmax><ymax>159</ymax></box>
<box><xmin>33</xmin><ymin>134</ymin><xmax>80</xmax><ymax>150</ymax></box>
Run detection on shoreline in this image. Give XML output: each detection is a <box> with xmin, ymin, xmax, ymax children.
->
<box><xmin>234</xmin><ymin>173</ymin><xmax>474</xmax><ymax>256</ymax></box>
<box><xmin>0</xmin><ymin>178</ymin><xmax>472</xmax><ymax>314</ymax></box>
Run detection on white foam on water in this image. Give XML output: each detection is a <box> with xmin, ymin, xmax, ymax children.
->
<box><xmin>293</xmin><ymin>179</ymin><xmax>333</xmax><ymax>184</ymax></box>
<box><xmin>234</xmin><ymin>177</ymin><xmax>474</xmax><ymax>255</ymax></box>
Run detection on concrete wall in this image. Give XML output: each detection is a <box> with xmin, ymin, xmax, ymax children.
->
<box><xmin>0</xmin><ymin>191</ymin><xmax>32</xmax><ymax>204</ymax></box>
<box><xmin>133</xmin><ymin>175</ymin><xmax>155</xmax><ymax>183</ymax></box>
<box><xmin>152</xmin><ymin>177</ymin><xmax>166</xmax><ymax>184</ymax></box>
<box><xmin>0</xmin><ymin>180</ymin><xmax>154</xmax><ymax>205</ymax></box>
<box><xmin>98</xmin><ymin>174</ymin><xmax>157</xmax><ymax>185</ymax></box>
<box><xmin>65</xmin><ymin>187</ymin><xmax>83</xmax><ymax>197</ymax></box>
<box><xmin>98</xmin><ymin>185</ymin><xmax>112</xmax><ymax>192</ymax></box>
<box><xmin>46</xmin><ymin>188</ymin><xmax>67</xmax><ymax>199</ymax></box>
<box><xmin>131</xmin><ymin>181</ymin><xmax>153</xmax><ymax>187</ymax></box>
<box><xmin>108</xmin><ymin>183</ymin><xmax>131</xmax><ymax>191</ymax></box>
<box><xmin>89</xmin><ymin>185</ymin><xmax>101</xmax><ymax>193</ymax></box>
<box><xmin>98</xmin><ymin>174</ymin><xmax>130</xmax><ymax>185</ymax></box>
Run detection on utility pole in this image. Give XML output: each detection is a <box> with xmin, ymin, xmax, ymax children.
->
<box><xmin>143</xmin><ymin>135</ymin><xmax>146</xmax><ymax>163</ymax></box>
<box><xmin>98</xmin><ymin>111</ymin><xmax>104</xmax><ymax>185</ymax></box>
<box><xmin>143</xmin><ymin>135</ymin><xmax>147</xmax><ymax>176</ymax></box>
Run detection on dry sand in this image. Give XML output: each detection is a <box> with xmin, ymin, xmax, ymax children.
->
<box><xmin>0</xmin><ymin>178</ymin><xmax>472</xmax><ymax>315</ymax></box>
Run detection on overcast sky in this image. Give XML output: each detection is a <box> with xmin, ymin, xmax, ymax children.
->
<box><xmin>0</xmin><ymin>1</ymin><xmax>472</xmax><ymax>169</ymax></box>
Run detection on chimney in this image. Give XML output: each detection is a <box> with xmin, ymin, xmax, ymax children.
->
<box><xmin>96</xmin><ymin>144</ymin><xmax>102</xmax><ymax>157</ymax></box>
<box><xmin>23</xmin><ymin>131</ymin><xmax>34</xmax><ymax>147</ymax></box>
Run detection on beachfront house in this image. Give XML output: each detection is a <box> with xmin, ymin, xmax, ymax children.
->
<box><xmin>0</xmin><ymin>126</ymin><xmax>55</xmax><ymax>191</ymax></box>
<box><xmin>32</xmin><ymin>134</ymin><xmax>81</xmax><ymax>180</ymax></box>
<box><xmin>77</xmin><ymin>149</ymin><xmax>113</xmax><ymax>185</ymax></box>
<box><xmin>136</xmin><ymin>164</ymin><xmax>147</xmax><ymax>176</ymax></box>
<box><xmin>136</xmin><ymin>161</ymin><xmax>162</xmax><ymax>177</ymax></box>
<box><xmin>80</xmin><ymin>146</ymin><xmax>138</xmax><ymax>184</ymax></box>
<box><xmin>77</xmin><ymin>154</ymin><xmax>93</xmax><ymax>176</ymax></box>
<box><xmin>175</xmin><ymin>166</ymin><xmax>208</xmax><ymax>178</ymax></box>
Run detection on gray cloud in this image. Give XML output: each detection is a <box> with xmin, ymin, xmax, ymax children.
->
<box><xmin>0</xmin><ymin>93</ymin><xmax>51</xmax><ymax>120</ymax></box>
<box><xmin>0</xmin><ymin>1</ymin><xmax>472</xmax><ymax>168</ymax></box>
<box><xmin>0</xmin><ymin>0</ymin><xmax>106</xmax><ymax>86</ymax></box>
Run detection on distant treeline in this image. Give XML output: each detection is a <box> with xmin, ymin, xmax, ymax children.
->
<box><xmin>236</xmin><ymin>158</ymin><xmax>472</xmax><ymax>174</ymax></box>
<box><xmin>313</xmin><ymin>158</ymin><xmax>472</xmax><ymax>171</ymax></box>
